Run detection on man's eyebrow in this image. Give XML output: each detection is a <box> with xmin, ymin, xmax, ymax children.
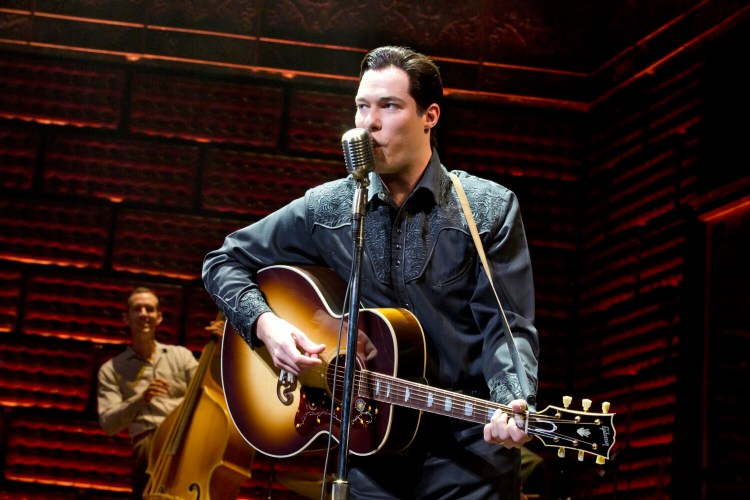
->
<box><xmin>355</xmin><ymin>95</ymin><xmax>404</xmax><ymax>104</ymax></box>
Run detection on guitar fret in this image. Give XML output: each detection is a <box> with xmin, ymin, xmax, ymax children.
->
<box><xmin>464</xmin><ymin>401</ymin><xmax>473</xmax><ymax>417</ymax></box>
<box><xmin>444</xmin><ymin>397</ymin><xmax>452</xmax><ymax>412</ymax></box>
<box><xmin>427</xmin><ymin>392</ymin><xmax>433</xmax><ymax>408</ymax></box>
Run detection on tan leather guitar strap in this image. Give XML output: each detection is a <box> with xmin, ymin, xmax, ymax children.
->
<box><xmin>449</xmin><ymin>172</ymin><xmax>536</xmax><ymax>405</ymax></box>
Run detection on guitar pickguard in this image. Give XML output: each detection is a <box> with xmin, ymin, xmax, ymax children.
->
<box><xmin>293</xmin><ymin>386</ymin><xmax>380</xmax><ymax>437</ymax></box>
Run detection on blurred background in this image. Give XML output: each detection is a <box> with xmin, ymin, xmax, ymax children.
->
<box><xmin>0</xmin><ymin>1</ymin><xmax>748</xmax><ymax>498</ymax></box>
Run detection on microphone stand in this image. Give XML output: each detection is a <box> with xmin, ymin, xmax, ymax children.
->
<box><xmin>331</xmin><ymin>176</ymin><xmax>369</xmax><ymax>500</ymax></box>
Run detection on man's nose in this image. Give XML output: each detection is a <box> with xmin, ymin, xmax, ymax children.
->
<box><xmin>363</xmin><ymin>109</ymin><xmax>380</xmax><ymax>131</ymax></box>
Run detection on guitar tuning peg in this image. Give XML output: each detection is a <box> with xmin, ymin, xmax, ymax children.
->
<box><xmin>558</xmin><ymin>447</ymin><xmax>565</xmax><ymax>458</ymax></box>
<box><xmin>582</xmin><ymin>398</ymin><xmax>592</xmax><ymax>411</ymax></box>
<box><xmin>578</xmin><ymin>450</ymin><xmax>584</xmax><ymax>461</ymax></box>
<box><xmin>596</xmin><ymin>456</ymin><xmax>606</xmax><ymax>465</ymax></box>
<box><xmin>562</xmin><ymin>395</ymin><xmax>572</xmax><ymax>408</ymax></box>
<box><xmin>602</xmin><ymin>401</ymin><xmax>611</xmax><ymax>413</ymax></box>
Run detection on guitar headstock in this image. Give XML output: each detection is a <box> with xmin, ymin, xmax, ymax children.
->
<box><xmin>528</xmin><ymin>397</ymin><xmax>616</xmax><ymax>462</ymax></box>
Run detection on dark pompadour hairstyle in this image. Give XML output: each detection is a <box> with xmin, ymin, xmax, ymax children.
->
<box><xmin>359</xmin><ymin>46</ymin><xmax>443</xmax><ymax>146</ymax></box>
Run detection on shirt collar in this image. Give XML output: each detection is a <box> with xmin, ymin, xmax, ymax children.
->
<box><xmin>124</xmin><ymin>340</ymin><xmax>166</xmax><ymax>363</ymax></box>
<box><xmin>367</xmin><ymin>148</ymin><xmax>443</xmax><ymax>206</ymax></box>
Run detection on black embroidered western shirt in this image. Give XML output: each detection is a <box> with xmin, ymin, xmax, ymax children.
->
<box><xmin>202</xmin><ymin>149</ymin><xmax>539</xmax><ymax>408</ymax></box>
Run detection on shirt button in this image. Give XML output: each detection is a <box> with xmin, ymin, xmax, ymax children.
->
<box><xmin>395</xmin><ymin>260</ymin><xmax>401</xmax><ymax>267</ymax></box>
<box><xmin>395</xmin><ymin>244</ymin><xmax>401</xmax><ymax>250</ymax></box>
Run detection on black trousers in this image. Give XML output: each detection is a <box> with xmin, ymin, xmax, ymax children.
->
<box><xmin>131</xmin><ymin>430</ymin><xmax>155</xmax><ymax>500</ymax></box>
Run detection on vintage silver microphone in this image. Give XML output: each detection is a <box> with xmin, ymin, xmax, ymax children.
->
<box><xmin>341</xmin><ymin>128</ymin><xmax>375</xmax><ymax>182</ymax></box>
<box><xmin>332</xmin><ymin>128</ymin><xmax>375</xmax><ymax>500</ymax></box>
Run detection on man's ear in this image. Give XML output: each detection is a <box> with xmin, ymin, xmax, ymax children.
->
<box><xmin>156</xmin><ymin>311</ymin><xmax>163</xmax><ymax>325</ymax></box>
<box><xmin>424</xmin><ymin>103</ymin><xmax>440</xmax><ymax>130</ymax></box>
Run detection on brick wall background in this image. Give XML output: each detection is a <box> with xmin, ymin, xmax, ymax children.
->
<box><xmin>0</xmin><ymin>3</ymin><xmax>748</xmax><ymax>499</ymax></box>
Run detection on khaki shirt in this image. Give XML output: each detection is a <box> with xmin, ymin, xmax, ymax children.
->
<box><xmin>97</xmin><ymin>341</ymin><xmax>199</xmax><ymax>440</ymax></box>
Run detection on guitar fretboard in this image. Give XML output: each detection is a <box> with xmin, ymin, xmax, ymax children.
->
<box><xmin>349</xmin><ymin>368</ymin><xmax>616</xmax><ymax>460</ymax></box>
<box><xmin>355</xmin><ymin>369</ymin><xmax>505</xmax><ymax>425</ymax></box>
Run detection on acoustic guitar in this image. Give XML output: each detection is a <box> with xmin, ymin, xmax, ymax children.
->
<box><xmin>221</xmin><ymin>265</ymin><xmax>616</xmax><ymax>463</ymax></box>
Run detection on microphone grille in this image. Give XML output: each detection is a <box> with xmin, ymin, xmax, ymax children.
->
<box><xmin>342</xmin><ymin>128</ymin><xmax>375</xmax><ymax>180</ymax></box>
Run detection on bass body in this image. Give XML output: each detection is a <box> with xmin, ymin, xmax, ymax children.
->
<box><xmin>144</xmin><ymin>314</ymin><xmax>255</xmax><ymax>499</ymax></box>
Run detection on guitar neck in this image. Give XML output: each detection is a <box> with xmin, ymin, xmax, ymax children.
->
<box><xmin>355</xmin><ymin>369</ymin><xmax>616</xmax><ymax>460</ymax></box>
<box><xmin>357</xmin><ymin>369</ymin><xmax>501</xmax><ymax>424</ymax></box>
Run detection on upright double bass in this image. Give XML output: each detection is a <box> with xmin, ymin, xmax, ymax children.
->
<box><xmin>143</xmin><ymin>313</ymin><xmax>255</xmax><ymax>499</ymax></box>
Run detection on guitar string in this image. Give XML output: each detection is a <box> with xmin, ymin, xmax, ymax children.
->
<box><xmin>322</xmin><ymin>363</ymin><xmax>577</xmax><ymax>422</ymax></box>
<box><xmin>314</xmin><ymin>364</ymin><xmax>605</xmax><ymax>451</ymax></box>
<box><xmin>351</xmin><ymin>370</ymin><xmax>605</xmax><ymax>451</ymax></box>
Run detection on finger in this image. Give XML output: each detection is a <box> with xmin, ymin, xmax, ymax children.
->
<box><xmin>296</xmin><ymin>355</ymin><xmax>323</xmax><ymax>369</ymax></box>
<box><xmin>278</xmin><ymin>360</ymin><xmax>300</xmax><ymax>377</ymax></box>
<box><xmin>152</xmin><ymin>380</ymin><xmax>170</xmax><ymax>391</ymax></box>
<box><xmin>508</xmin><ymin>413</ymin><xmax>525</xmax><ymax>438</ymax></box>
<box><xmin>508</xmin><ymin>417</ymin><xmax>532</xmax><ymax>444</ymax></box>
<box><xmin>274</xmin><ymin>350</ymin><xmax>301</xmax><ymax>376</ymax></box>
<box><xmin>494</xmin><ymin>410</ymin><xmax>509</xmax><ymax>427</ymax></box>
<box><xmin>484</xmin><ymin>422</ymin><xmax>508</xmax><ymax>446</ymax></box>
<box><xmin>488</xmin><ymin>413</ymin><xmax>509</xmax><ymax>438</ymax></box>
<box><xmin>295</xmin><ymin>335</ymin><xmax>326</xmax><ymax>355</ymax></box>
<box><xmin>511</xmin><ymin>399</ymin><xmax>527</xmax><ymax>412</ymax></box>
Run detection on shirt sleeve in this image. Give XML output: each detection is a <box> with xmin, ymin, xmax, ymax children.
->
<box><xmin>201</xmin><ymin>196</ymin><xmax>321</xmax><ymax>347</ymax></box>
<box><xmin>180</xmin><ymin>345</ymin><xmax>200</xmax><ymax>381</ymax></box>
<box><xmin>473</xmin><ymin>187</ymin><xmax>540</xmax><ymax>410</ymax></box>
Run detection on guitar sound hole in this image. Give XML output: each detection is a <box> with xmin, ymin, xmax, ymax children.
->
<box><xmin>325</xmin><ymin>354</ymin><xmax>367</xmax><ymax>402</ymax></box>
